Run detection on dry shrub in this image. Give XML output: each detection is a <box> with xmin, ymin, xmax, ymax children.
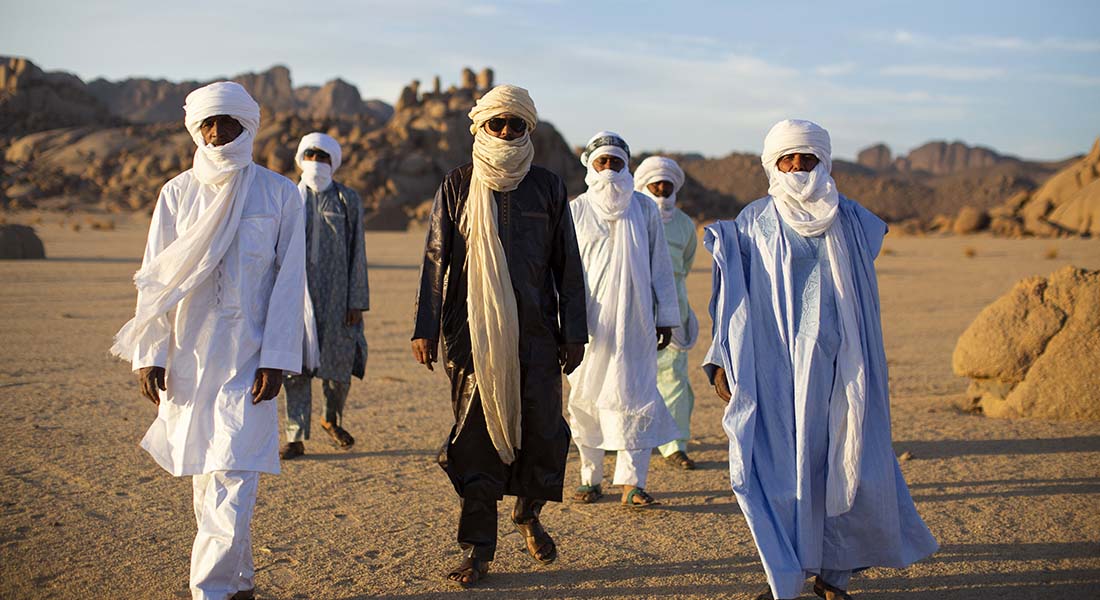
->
<box><xmin>881</xmin><ymin>247</ymin><xmax>897</xmax><ymax>256</ymax></box>
<box><xmin>89</xmin><ymin>218</ymin><xmax>115</xmax><ymax>231</ymax></box>
<box><xmin>1044</xmin><ymin>246</ymin><xmax>1059</xmax><ymax>260</ymax></box>
<box><xmin>70</xmin><ymin>222</ymin><xmax>82</xmax><ymax>232</ymax></box>
<box><xmin>963</xmin><ymin>246</ymin><xmax>977</xmax><ymax>258</ymax></box>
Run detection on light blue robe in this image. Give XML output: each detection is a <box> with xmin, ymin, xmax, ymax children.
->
<box><xmin>703</xmin><ymin>196</ymin><xmax>937</xmax><ymax>598</ymax></box>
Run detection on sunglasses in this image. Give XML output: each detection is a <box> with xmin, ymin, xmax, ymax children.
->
<box><xmin>486</xmin><ymin>117</ymin><xmax>527</xmax><ymax>134</ymax></box>
<box><xmin>303</xmin><ymin>148</ymin><xmax>330</xmax><ymax>160</ymax></box>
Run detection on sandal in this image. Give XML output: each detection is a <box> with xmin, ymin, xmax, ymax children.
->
<box><xmin>321</xmin><ymin>421</ymin><xmax>355</xmax><ymax>448</ymax></box>
<box><xmin>664</xmin><ymin>450</ymin><xmax>697</xmax><ymax>470</ymax></box>
<box><xmin>230</xmin><ymin>590</ymin><xmax>255</xmax><ymax>600</ymax></box>
<box><xmin>621</xmin><ymin>488</ymin><xmax>660</xmax><ymax>508</ymax></box>
<box><xmin>446</xmin><ymin>555</ymin><xmax>490</xmax><ymax>588</ymax></box>
<box><xmin>573</xmin><ymin>484</ymin><xmax>603</xmax><ymax>504</ymax></box>
<box><xmin>279</xmin><ymin>441</ymin><xmax>304</xmax><ymax>460</ymax></box>
<box><xmin>813</xmin><ymin>576</ymin><xmax>854</xmax><ymax>599</ymax></box>
<box><xmin>512</xmin><ymin>516</ymin><xmax>557</xmax><ymax>564</ymax></box>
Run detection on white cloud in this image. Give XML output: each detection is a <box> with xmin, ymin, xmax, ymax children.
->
<box><xmin>465</xmin><ymin>4</ymin><xmax>500</xmax><ymax>16</ymax></box>
<box><xmin>879</xmin><ymin>64</ymin><xmax>1006</xmax><ymax>81</ymax></box>
<box><xmin>870</xmin><ymin>29</ymin><xmax>1100</xmax><ymax>54</ymax></box>
<box><xmin>815</xmin><ymin>62</ymin><xmax>857</xmax><ymax>77</ymax></box>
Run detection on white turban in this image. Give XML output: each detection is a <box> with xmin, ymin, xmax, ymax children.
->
<box><xmin>634</xmin><ymin>155</ymin><xmax>684</xmax><ymax>223</ymax></box>
<box><xmin>760</xmin><ymin>118</ymin><xmax>833</xmax><ymax>174</ymax></box>
<box><xmin>183</xmin><ymin>81</ymin><xmax>260</xmax><ymax>185</ymax></box>
<box><xmin>295</xmin><ymin>132</ymin><xmax>343</xmax><ymax>172</ymax></box>
<box><xmin>468</xmin><ymin>84</ymin><xmax>538</xmax><ymax>135</ymax></box>
<box><xmin>633</xmin><ymin>156</ymin><xmax>684</xmax><ymax>192</ymax></box>
<box><xmin>580</xmin><ymin>130</ymin><xmax>630</xmax><ymax>167</ymax></box>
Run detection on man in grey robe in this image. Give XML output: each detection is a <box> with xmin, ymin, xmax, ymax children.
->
<box><xmin>280</xmin><ymin>132</ymin><xmax>369</xmax><ymax>459</ymax></box>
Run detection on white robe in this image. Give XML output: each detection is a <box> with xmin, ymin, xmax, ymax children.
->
<box><xmin>567</xmin><ymin>192</ymin><xmax>681</xmax><ymax>450</ymax></box>
<box><xmin>132</xmin><ymin>166</ymin><xmax>306</xmax><ymax>476</ymax></box>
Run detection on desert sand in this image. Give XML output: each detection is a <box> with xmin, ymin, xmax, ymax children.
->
<box><xmin>1</xmin><ymin>214</ymin><xmax>1098</xmax><ymax>599</ymax></box>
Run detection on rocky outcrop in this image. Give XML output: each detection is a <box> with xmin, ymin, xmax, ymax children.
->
<box><xmin>952</xmin><ymin>206</ymin><xmax>990</xmax><ymax>234</ymax></box>
<box><xmin>898</xmin><ymin>141</ymin><xmax>1013</xmax><ymax>176</ymax></box>
<box><xmin>1</xmin><ymin>68</ymin><xmax>581</xmax><ymax>231</ymax></box>
<box><xmin>983</xmin><ymin>138</ymin><xmax>1100</xmax><ymax>237</ymax></box>
<box><xmin>1</xmin><ymin>56</ymin><xmax>122</xmax><ymax>135</ymax></box>
<box><xmin>953</xmin><ymin>266</ymin><xmax>1100</xmax><ymax>421</ymax></box>
<box><xmin>857</xmin><ymin>143</ymin><xmax>893</xmax><ymax>171</ymax></box>
<box><xmin>0</xmin><ymin>224</ymin><xmax>46</xmax><ymax>258</ymax></box>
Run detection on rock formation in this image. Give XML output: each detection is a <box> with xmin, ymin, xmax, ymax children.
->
<box><xmin>988</xmin><ymin>138</ymin><xmax>1100</xmax><ymax>237</ymax></box>
<box><xmin>1</xmin><ymin>56</ymin><xmax>122</xmax><ymax>135</ymax></box>
<box><xmin>0</xmin><ymin>224</ymin><xmax>46</xmax><ymax>258</ymax></box>
<box><xmin>953</xmin><ymin>266</ymin><xmax>1100</xmax><ymax>421</ymax></box>
<box><xmin>898</xmin><ymin>141</ymin><xmax>1011</xmax><ymax>176</ymax></box>
<box><xmin>856</xmin><ymin>143</ymin><xmax>892</xmax><ymax>171</ymax></box>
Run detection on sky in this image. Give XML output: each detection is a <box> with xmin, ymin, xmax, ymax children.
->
<box><xmin>3</xmin><ymin>0</ymin><xmax>1099</xmax><ymax>161</ymax></box>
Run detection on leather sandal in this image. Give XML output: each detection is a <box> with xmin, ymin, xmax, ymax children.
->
<box><xmin>814</xmin><ymin>576</ymin><xmax>854</xmax><ymax>599</ymax></box>
<box><xmin>446</xmin><ymin>555</ymin><xmax>490</xmax><ymax>588</ymax></box>
<box><xmin>573</xmin><ymin>484</ymin><xmax>603</xmax><ymax>504</ymax></box>
<box><xmin>664</xmin><ymin>450</ymin><xmax>697</xmax><ymax>470</ymax></box>
<box><xmin>752</xmin><ymin>585</ymin><xmax>774</xmax><ymax>600</ymax></box>
<box><xmin>512</xmin><ymin>515</ymin><xmax>557</xmax><ymax>564</ymax></box>
<box><xmin>621</xmin><ymin>488</ymin><xmax>660</xmax><ymax>508</ymax></box>
<box><xmin>279</xmin><ymin>441</ymin><xmax>304</xmax><ymax>460</ymax></box>
<box><xmin>321</xmin><ymin>421</ymin><xmax>355</xmax><ymax>448</ymax></box>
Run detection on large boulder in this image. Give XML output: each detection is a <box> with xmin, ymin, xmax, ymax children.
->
<box><xmin>952</xmin><ymin>206</ymin><xmax>990</xmax><ymax>234</ymax></box>
<box><xmin>0</xmin><ymin>224</ymin><xmax>46</xmax><ymax>258</ymax></box>
<box><xmin>994</xmin><ymin>137</ymin><xmax>1100</xmax><ymax>236</ymax></box>
<box><xmin>953</xmin><ymin>266</ymin><xmax>1100</xmax><ymax>420</ymax></box>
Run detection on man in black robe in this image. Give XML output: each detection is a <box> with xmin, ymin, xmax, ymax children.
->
<box><xmin>412</xmin><ymin>85</ymin><xmax>587</xmax><ymax>587</ymax></box>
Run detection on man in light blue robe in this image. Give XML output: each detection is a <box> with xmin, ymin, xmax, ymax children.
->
<box><xmin>703</xmin><ymin>120</ymin><xmax>937</xmax><ymax>599</ymax></box>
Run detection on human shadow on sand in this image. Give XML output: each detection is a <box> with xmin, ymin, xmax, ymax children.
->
<box><xmin>297</xmin><ymin>448</ymin><xmax>437</xmax><ymax>461</ymax></box>
<box><xmin>893</xmin><ymin>436</ymin><xmax>1100</xmax><ymax>459</ymax></box>
<box><xmin>907</xmin><ymin>476</ymin><xmax>1100</xmax><ymax>502</ymax></box>
<box><xmin>340</xmin><ymin>555</ymin><xmax>762</xmax><ymax>599</ymax></box>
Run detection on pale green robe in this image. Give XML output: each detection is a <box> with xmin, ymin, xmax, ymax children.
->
<box><xmin>657</xmin><ymin>207</ymin><xmax>697</xmax><ymax>457</ymax></box>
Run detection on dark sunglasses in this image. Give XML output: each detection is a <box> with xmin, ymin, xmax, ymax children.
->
<box><xmin>486</xmin><ymin>117</ymin><xmax>527</xmax><ymax>133</ymax></box>
<box><xmin>303</xmin><ymin>148</ymin><xmax>330</xmax><ymax>160</ymax></box>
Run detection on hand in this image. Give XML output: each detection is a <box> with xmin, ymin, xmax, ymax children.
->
<box><xmin>713</xmin><ymin>366</ymin><xmax>732</xmax><ymax>403</ymax></box>
<box><xmin>656</xmin><ymin>327</ymin><xmax>673</xmax><ymax>351</ymax></box>
<box><xmin>251</xmin><ymin>368</ymin><xmax>283</xmax><ymax>404</ymax></box>
<box><xmin>411</xmin><ymin>338</ymin><xmax>438</xmax><ymax>371</ymax></box>
<box><xmin>345</xmin><ymin>309</ymin><xmax>363</xmax><ymax>326</ymax></box>
<box><xmin>558</xmin><ymin>343</ymin><xmax>585</xmax><ymax>375</ymax></box>
<box><xmin>138</xmin><ymin>366</ymin><xmax>166</xmax><ymax>406</ymax></box>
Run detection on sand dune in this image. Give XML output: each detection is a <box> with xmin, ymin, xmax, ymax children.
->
<box><xmin>1</xmin><ymin>215</ymin><xmax>1098</xmax><ymax>599</ymax></box>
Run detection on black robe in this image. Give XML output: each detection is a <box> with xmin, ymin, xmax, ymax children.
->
<box><xmin>413</xmin><ymin>163</ymin><xmax>587</xmax><ymax>502</ymax></box>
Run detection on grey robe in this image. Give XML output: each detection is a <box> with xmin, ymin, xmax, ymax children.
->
<box><xmin>303</xmin><ymin>181</ymin><xmax>369</xmax><ymax>382</ymax></box>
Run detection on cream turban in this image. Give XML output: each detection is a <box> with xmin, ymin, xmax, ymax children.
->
<box><xmin>183</xmin><ymin>81</ymin><xmax>261</xmax><ymax>148</ymax></box>
<box><xmin>760</xmin><ymin>119</ymin><xmax>832</xmax><ymax>174</ymax></box>
<box><xmin>633</xmin><ymin>156</ymin><xmax>685</xmax><ymax>193</ymax></box>
<box><xmin>468</xmin><ymin>84</ymin><xmax>538</xmax><ymax>135</ymax></box>
<box><xmin>580</xmin><ymin>130</ymin><xmax>630</xmax><ymax>167</ymax></box>
<box><xmin>295</xmin><ymin>132</ymin><xmax>343</xmax><ymax>172</ymax></box>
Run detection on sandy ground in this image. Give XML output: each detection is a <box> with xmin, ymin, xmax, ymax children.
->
<box><xmin>1</xmin><ymin>212</ymin><xmax>1099</xmax><ymax>599</ymax></box>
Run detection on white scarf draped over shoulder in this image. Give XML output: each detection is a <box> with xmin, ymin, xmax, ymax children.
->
<box><xmin>111</xmin><ymin>81</ymin><xmax>261</xmax><ymax>362</ymax></box>
<box><xmin>456</xmin><ymin>84</ymin><xmax>538</xmax><ymax>465</ymax></box>
<box><xmin>761</xmin><ymin>119</ymin><xmax>867</xmax><ymax>516</ymax></box>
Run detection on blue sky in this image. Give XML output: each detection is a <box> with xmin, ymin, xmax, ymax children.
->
<box><xmin>3</xmin><ymin>0</ymin><xmax>1098</xmax><ymax>160</ymax></box>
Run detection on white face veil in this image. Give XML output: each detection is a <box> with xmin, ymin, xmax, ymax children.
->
<box><xmin>295</xmin><ymin>132</ymin><xmax>343</xmax><ymax>192</ymax></box>
<box><xmin>761</xmin><ymin>119</ymin><xmax>838</xmax><ymax>237</ymax></box>
<box><xmin>581</xmin><ymin>131</ymin><xmax>634</xmax><ymax>222</ymax></box>
<box><xmin>634</xmin><ymin>156</ymin><xmax>685</xmax><ymax>223</ymax></box>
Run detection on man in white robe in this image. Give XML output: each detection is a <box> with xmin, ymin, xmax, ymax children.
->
<box><xmin>704</xmin><ymin>120</ymin><xmax>937</xmax><ymax>599</ymax></box>
<box><xmin>634</xmin><ymin>156</ymin><xmax>699</xmax><ymax>470</ymax></box>
<box><xmin>568</xmin><ymin>131</ymin><xmax>681</xmax><ymax>508</ymax></box>
<box><xmin>111</xmin><ymin>81</ymin><xmax>306</xmax><ymax>600</ymax></box>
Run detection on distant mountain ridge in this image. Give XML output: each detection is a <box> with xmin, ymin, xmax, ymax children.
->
<box><xmin>1</xmin><ymin>56</ymin><xmax>392</xmax><ymax>133</ymax></box>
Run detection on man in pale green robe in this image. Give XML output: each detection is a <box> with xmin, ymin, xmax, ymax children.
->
<box><xmin>635</xmin><ymin>156</ymin><xmax>699</xmax><ymax>469</ymax></box>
